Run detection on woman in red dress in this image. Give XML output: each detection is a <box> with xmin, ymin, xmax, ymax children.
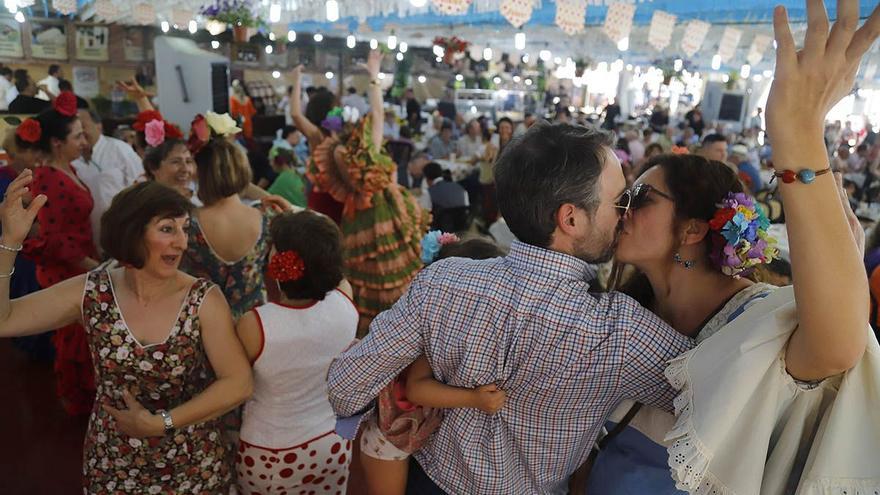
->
<box><xmin>22</xmin><ymin>92</ymin><xmax>100</xmax><ymax>415</ymax></box>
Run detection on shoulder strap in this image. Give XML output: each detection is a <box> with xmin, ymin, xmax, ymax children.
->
<box><xmin>598</xmin><ymin>402</ymin><xmax>643</xmax><ymax>450</ymax></box>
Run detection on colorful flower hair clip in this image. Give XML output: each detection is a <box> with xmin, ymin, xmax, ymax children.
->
<box><xmin>16</xmin><ymin>118</ymin><xmax>41</xmax><ymax>143</ymax></box>
<box><xmin>53</xmin><ymin>91</ymin><xmax>78</xmax><ymax>117</ymax></box>
<box><xmin>708</xmin><ymin>192</ymin><xmax>779</xmax><ymax>278</ymax></box>
<box><xmin>421</xmin><ymin>231</ymin><xmax>460</xmax><ymax>264</ymax></box>
<box><xmin>268</xmin><ymin>250</ymin><xmax>306</xmax><ymax>282</ymax></box>
<box><xmin>321</xmin><ymin>107</ymin><xmax>345</xmax><ymax>133</ymax></box>
<box><xmin>144</xmin><ymin>120</ymin><xmax>166</xmax><ymax>147</ymax></box>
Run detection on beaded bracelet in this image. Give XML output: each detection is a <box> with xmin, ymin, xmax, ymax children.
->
<box><xmin>0</xmin><ymin>242</ymin><xmax>22</xmax><ymax>253</ymax></box>
<box><xmin>770</xmin><ymin>166</ymin><xmax>832</xmax><ymax>184</ymax></box>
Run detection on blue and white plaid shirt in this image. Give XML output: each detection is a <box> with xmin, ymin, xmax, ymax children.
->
<box><xmin>327</xmin><ymin>241</ymin><xmax>693</xmax><ymax>494</ymax></box>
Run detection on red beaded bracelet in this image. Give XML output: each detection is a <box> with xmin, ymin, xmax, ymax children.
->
<box><xmin>770</xmin><ymin>166</ymin><xmax>831</xmax><ymax>184</ymax></box>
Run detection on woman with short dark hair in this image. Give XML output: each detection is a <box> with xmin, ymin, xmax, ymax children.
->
<box><xmin>142</xmin><ymin>138</ymin><xmax>198</xmax><ymax>204</ymax></box>
<box><xmin>0</xmin><ymin>178</ymin><xmax>253</xmax><ymax>493</ymax></box>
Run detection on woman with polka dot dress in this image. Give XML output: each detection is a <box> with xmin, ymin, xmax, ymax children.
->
<box><xmin>234</xmin><ymin>211</ymin><xmax>357</xmax><ymax>495</ymax></box>
<box><xmin>21</xmin><ymin>93</ymin><xmax>101</xmax><ymax>415</ymax></box>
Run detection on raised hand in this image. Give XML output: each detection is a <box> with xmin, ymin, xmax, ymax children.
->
<box><xmin>116</xmin><ymin>78</ymin><xmax>152</xmax><ymax>100</ymax></box>
<box><xmin>361</xmin><ymin>49</ymin><xmax>383</xmax><ymax>79</ymax></box>
<box><xmin>0</xmin><ymin>169</ymin><xmax>46</xmax><ymax>248</ymax></box>
<box><xmin>766</xmin><ymin>0</ymin><xmax>880</xmax><ymax>146</ymax></box>
<box><xmin>290</xmin><ymin>64</ymin><xmax>304</xmax><ymax>83</ymax></box>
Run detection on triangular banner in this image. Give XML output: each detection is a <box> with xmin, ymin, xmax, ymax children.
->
<box><xmin>556</xmin><ymin>0</ymin><xmax>587</xmax><ymax>36</ymax></box>
<box><xmin>500</xmin><ymin>0</ymin><xmax>533</xmax><ymax>28</ymax></box>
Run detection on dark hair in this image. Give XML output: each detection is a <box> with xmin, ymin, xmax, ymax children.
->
<box><xmin>34</xmin><ymin>109</ymin><xmax>78</xmax><ymax>154</ymax></box>
<box><xmin>645</xmin><ymin>142</ymin><xmax>664</xmax><ymax>157</ymax></box>
<box><xmin>270</xmin><ymin>211</ymin><xmax>344</xmax><ymax>301</ymax></box>
<box><xmin>100</xmin><ymin>182</ymin><xmax>194</xmax><ymax>269</ymax></box>
<box><xmin>143</xmin><ymin>139</ymin><xmax>188</xmax><ymax>178</ymax></box>
<box><xmin>193</xmin><ymin>138</ymin><xmax>252</xmax><ymax>205</ymax></box>
<box><xmin>616</xmin><ymin>154</ymin><xmax>745</xmax><ymax>305</ymax></box>
<box><xmin>14</xmin><ymin>76</ymin><xmax>29</xmax><ymax>92</ymax></box>
<box><xmin>496</xmin><ymin>117</ymin><xmax>513</xmax><ymax>129</ymax></box>
<box><xmin>424</xmin><ymin>162</ymin><xmax>443</xmax><ymax>181</ymax></box>
<box><xmin>440</xmin><ymin>119</ymin><xmax>453</xmax><ymax>132</ymax></box>
<box><xmin>347</xmin><ymin>87</ymin><xmax>357</xmax><ymax>94</ymax></box>
<box><xmin>438</xmin><ymin>237</ymin><xmax>504</xmax><ymax>261</ymax></box>
<box><xmin>495</xmin><ymin>121</ymin><xmax>614</xmax><ymax>248</ymax></box>
<box><xmin>48</xmin><ymin>64</ymin><xmax>60</xmax><ymax>76</ymax></box>
<box><xmin>58</xmin><ymin>78</ymin><xmax>72</xmax><ymax>92</ymax></box>
<box><xmin>305</xmin><ymin>86</ymin><xmax>317</xmax><ymax>96</ymax></box>
<box><xmin>12</xmin><ymin>68</ymin><xmax>26</xmax><ymax>81</ymax></box>
<box><xmin>702</xmin><ymin>133</ymin><xmax>727</xmax><ymax>145</ymax></box>
<box><xmin>0</xmin><ymin>67</ymin><xmax>11</xmax><ymax>77</ymax></box>
<box><xmin>305</xmin><ymin>89</ymin><xmax>336</xmax><ymax>130</ymax></box>
<box><xmin>281</xmin><ymin>125</ymin><xmax>298</xmax><ymax>140</ymax></box>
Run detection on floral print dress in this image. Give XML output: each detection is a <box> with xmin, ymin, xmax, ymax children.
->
<box><xmin>81</xmin><ymin>269</ymin><xmax>231</xmax><ymax>494</ymax></box>
<box><xmin>180</xmin><ymin>209</ymin><xmax>272</xmax><ymax>320</ymax></box>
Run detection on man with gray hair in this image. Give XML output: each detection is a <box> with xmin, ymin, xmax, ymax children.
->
<box><xmin>328</xmin><ymin>121</ymin><xmax>691</xmax><ymax>494</ymax></box>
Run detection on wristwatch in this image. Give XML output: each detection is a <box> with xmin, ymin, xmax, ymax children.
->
<box><xmin>158</xmin><ymin>410</ymin><xmax>174</xmax><ymax>432</ymax></box>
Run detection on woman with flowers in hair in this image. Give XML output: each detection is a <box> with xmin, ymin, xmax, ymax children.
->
<box><xmin>20</xmin><ymin>92</ymin><xmax>100</xmax><ymax>415</ymax></box>
<box><xmin>584</xmin><ymin>2</ymin><xmax>880</xmax><ymax>492</ymax></box>
<box><xmin>233</xmin><ymin>210</ymin><xmax>358</xmax><ymax>495</ymax></box>
<box><xmin>289</xmin><ymin>49</ymin><xmax>428</xmax><ymax>331</ymax></box>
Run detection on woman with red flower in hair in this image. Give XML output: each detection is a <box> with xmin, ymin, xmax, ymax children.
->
<box><xmin>21</xmin><ymin>91</ymin><xmax>100</xmax><ymax>415</ymax></box>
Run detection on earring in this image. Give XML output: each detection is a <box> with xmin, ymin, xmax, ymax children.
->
<box><xmin>673</xmin><ymin>252</ymin><xmax>695</xmax><ymax>269</ymax></box>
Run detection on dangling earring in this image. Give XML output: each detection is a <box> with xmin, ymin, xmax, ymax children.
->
<box><xmin>673</xmin><ymin>252</ymin><xmax>695</xmax><ymax>269</ymax></box>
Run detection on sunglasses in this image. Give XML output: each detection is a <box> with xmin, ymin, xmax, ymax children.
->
<box><xmin>615</xmin><ymin>184</ymin><xmax>674</xmax><ymax>216</ymax></box>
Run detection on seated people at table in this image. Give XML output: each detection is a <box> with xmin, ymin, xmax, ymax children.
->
<box><xmin>427</xmin><ymin>119</ymin><xmax>456</xmax><ymax>159</ymax></box>
<box><xmin>9</xmin><ymin>73</ymin><xmax>50</xmax><ymax>114</ymax></box>
<box><xmin>425</xmin><ymin>161</ymin><xmax>468</xmax><ymax>214</ymax></box>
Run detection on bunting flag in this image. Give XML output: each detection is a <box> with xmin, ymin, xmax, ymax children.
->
<box><xmin>52</xmin><ymin>0</ymin><xmax>78</xmax><ymax>15</ymax></box>
<box><xmin>602</xmin><ymin>2</ymin><xmax>636</xmax><ymax>43</ymax></box>
<box><xmin>432</xmin><ymin>0</ymin><xmax>472</xmax><ymax>15</ymax></box>
<box><xmin>718</xmin><ymin>26</ymin><xmax>743</xmax><ymax>63</ymax></box>
<box><xmin>746</xmin><ymin>34</ymin><xmax>773</xmax><ymax>66</ymax></box>
<box><xmin>500</xmin><ymin>0</ymin><xmax>533</xmax><ymax>28</ymax></box>
<box><xmin>94</xmin><ymin>0</ymin><xmax>119</xmax><ymax>20</ymax></box>
<box><xmin>132</xmin><ymin>3</ymin><xmax>156</xmax><ymax>25</ymax></box>
<box><xmin>680</xmin><ymin>19</ymin><xmax>711</xmax><ymax>57</ymax></box>
<box><xmin>648</xmin><ymin>10</ymin><xmax>676</xmax><ymax>51</ymax></box>
<box><xmin>556</xmin><ymin>0</ymin><xmax>587</xmax><ymax>36</ymax></box>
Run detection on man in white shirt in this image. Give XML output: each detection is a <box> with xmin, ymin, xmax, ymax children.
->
<box><xmin>36</xmin><ymin>64</ymin><xmax>61</xmax><ymax>101</ymax></box>
<box><xmin>341</xmin><ymin>87</ymin><xmax>369</xmax><ymax>117</ymax></box>
<box><xmin>72</xmin><ymin>108</ymin><xmax>146</xmax><ymax>253</ymax></box>
<box><xmin>0</xmin><ymin>67</ymin><xmax>12</xmax><ymax>111</ymax></box>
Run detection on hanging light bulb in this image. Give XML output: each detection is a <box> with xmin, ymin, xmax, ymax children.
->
<box><xmin>539</xmin><ymin>50</ymin><xmax>551</xmax><ymax>62</ymax></box>
<box><xmin>435</xmin><ymin>56</ymin><xmax>442</xmax><ymax>63</ymax></box>
<box><xmin>377</xmin><ymin>72</ymin><xmax>386</xmax><ymax>80</ymax></box>
<box><xmin>346</xmin><ymin>34</ymin><xmax>356</xmax><ymax>48</ymax></box>
<box><xmin>493</xmin><ymin>76</ymin><xmax>501</xmax><ymax>84</ymax></box>
<box><xmin>711</xmin><ymin>54</ymin><xmax>722</xmax><ymax>70</ymax></box>
<box><xmin>524</xmin><ymin>78</ymin><xmax>533</xmax><ymax>86</ymax></box>
<box><xmin>325</xmin><ymin>71</ymin><xmax>334</xmax><ymax>79</ymax></box>
<box><xmin>313</xmin><ymin>33</ymin><xmax>323</xmax><ymax>42</ymax></box>
<box><xmin>288</xmin><ymin>30</ymin><xmax>296</xmax><ymax>42</ymax></box>
<box><xmin>161</xmin><ymin>21</ymin><xmax>170</xmax><ymax>33</ymax></box>
<box><xmin>740</xmin><ymin>64</ymin><xmax>751</xmax><ymax>78</ymax></box>
<box><xmin>370</xmin><ymin>38</ymin><xmax>378</xmax><ymax>50</ymax></box>
<box><xmin>399</xmin><ymin>42</ymin><xmax>408</xmax><ymax>53</ymax></box>
<box><xmin>410</xmin><ymin>0</ymin><xmax>427</xmax><ymax>6</ymax></box>
<box><xmin>325</xmin><ymin>0</ymin><xmax>339</xmax><ymax>22</ymax></box>
<box><xmin>272</xmin><ymin>70</ymin><xmax>281</xmax><ymax>78</ymax></box>
<box><xmin>396</xmin><ymin>52</ymin><xmax>404</xmax><ymax>61</ymax></box>
<box><xmin>673</xmin><ymin>59</ymin><xmax>683</xmax><ymax>72</ymax></box>
<box><xmin>265</xmin><ymin>44</ymin><xmax>273</xmax><ymax>54</ymax></box>
<box><xmin>521</xmin><ymin>53</ymin><xmax>530</xmax><ymax>64</ymax></box>
<box><xmin>455</xmin><ymin>74</ymin><xmax>464</xmax><ymax>81</ymax></box>
<box><xmin>514</xmin><ymin>32</ymin><xmax>526</xmax><ymax>50</ymax></box>
<box><xmin>417</xmin><ymin>75</ymin><xmax>427</xmax><ymax>83</ymax></box>
<box><xmin>617</xmin><ymin>37</ymin><xmax>629</xmax><ymax>51</ymax></box>
<box><xmin>188</xmin><ymin>20</ymin><xmax>198</xmax><ymax>34</ymax></box>
<box><xmin>269</xmin><ymin>3</ymin><xmax>281</xmax><ymax>23</ymax></box>
<box><xmin>433</xmin><ymin>45</ymin><xmax>444</xmax><ymax>57</ymax></box>
<box><xmin>483</xmin><ymin>47</ymin><xmax>492</xmax><ymax>61</ymax></box>
<box><xmin>211</xmin><ymin>40</ymin><xmax>220</xmax><ymax>49</ymax></box>
<box><xmin>269</xmin><ymin>32</ymin><xmax>276</xmax><ymax>41</ymax></box>
<box><xmin>387</xmin><ymin>33</ymin><xmax>397</xmax><ymax>50</ymax></box>
<box><xmin>513</xmin><ymin>75</ymin><xmax>521</xmax><ymax>83</ymax></box>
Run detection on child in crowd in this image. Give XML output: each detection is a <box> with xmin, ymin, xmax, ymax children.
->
<box><xmin>267</xmin><ymin>147</ymin><xmax>307</xmax><ymax>208</ymax></box>
<box><xmin>234</xmin><ymin>210</ymin><xmax>358</xmax><ymax>495</ymax></box>
<box><xmin>360</xmin><ymin>233</ymin><xmax>506</xmax><ymax>495</ymax></box>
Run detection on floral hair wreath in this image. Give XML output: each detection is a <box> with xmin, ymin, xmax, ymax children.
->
<box><xmin>320</xmin><ymin>106</ymin><xmax>360</xmax><ymax>133</ymax></box>
<box><xmin>268</xmin><ymin>250</ymin><xmax>306</xmax><ymax>282</ymax></box>
<box><xmin>420</xmin><ymin>231</ymin><xmax>460</xmax><ymax>265</ymax></box>
<box><xmin>708</xmin><ymin>192</ymin><xmax>779</xmax><ymax>278</ymax></box>
<box><xmin>16</xmin><ymin>118</ymin><xmax>41</xmax><ymax>143</ymax></box>
<box><xmin>133</xmin><ymin>110</ymin><xmax>183</xmax><ymax>148</ymax></box>
<box><xmin>187</xmin><ymin>111</ymin><xmax>242</xmax><ymax>155</ymax></box>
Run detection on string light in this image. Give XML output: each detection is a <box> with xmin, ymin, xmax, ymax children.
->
<box><xmin>346</xmin><ymin>34</ymin><xmax>356</xmax><ymax>48</ymax></box>
<box><xmin>288</xmin><ymin>30</ymin><xmax>296</xmax><ymax>42</ymax></box>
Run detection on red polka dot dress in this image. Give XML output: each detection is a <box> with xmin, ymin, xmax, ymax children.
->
<box><xmin>236</xmin><ymin>291</ymin><xmax>358</xmax><ymax>495</ymax></box>
<box><xmin>22</xmin><ymin>165</ymin><xmax>98</xmax><ymax>415</ymax></box>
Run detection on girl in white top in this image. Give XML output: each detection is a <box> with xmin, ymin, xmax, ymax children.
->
<box><xmin>234</xmin><ymin>210</ymin><xmax>358</xmax><ymax>495</ymax></box>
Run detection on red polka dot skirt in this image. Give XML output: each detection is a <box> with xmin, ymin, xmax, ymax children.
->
<box><xmin>236</xmin><ymin>431</ymin><xmax>351</xmax><ymax>495</ymax></box>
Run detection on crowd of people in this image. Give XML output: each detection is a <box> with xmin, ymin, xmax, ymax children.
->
<box><xmin>0</xmin><ymin>1</ymin><xmax>879</xmax><ymax>494</ymax></box>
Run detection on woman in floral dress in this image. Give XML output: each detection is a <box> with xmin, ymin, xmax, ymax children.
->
<box><xmin>0</xmin><ymin>178</ymin><xmax>253</xmax><ymax>493</ymax></box>
<box><xmin>181</xmin><ymin>113</ymin><xmax>274</xmax><ymax>320</ymax></box>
